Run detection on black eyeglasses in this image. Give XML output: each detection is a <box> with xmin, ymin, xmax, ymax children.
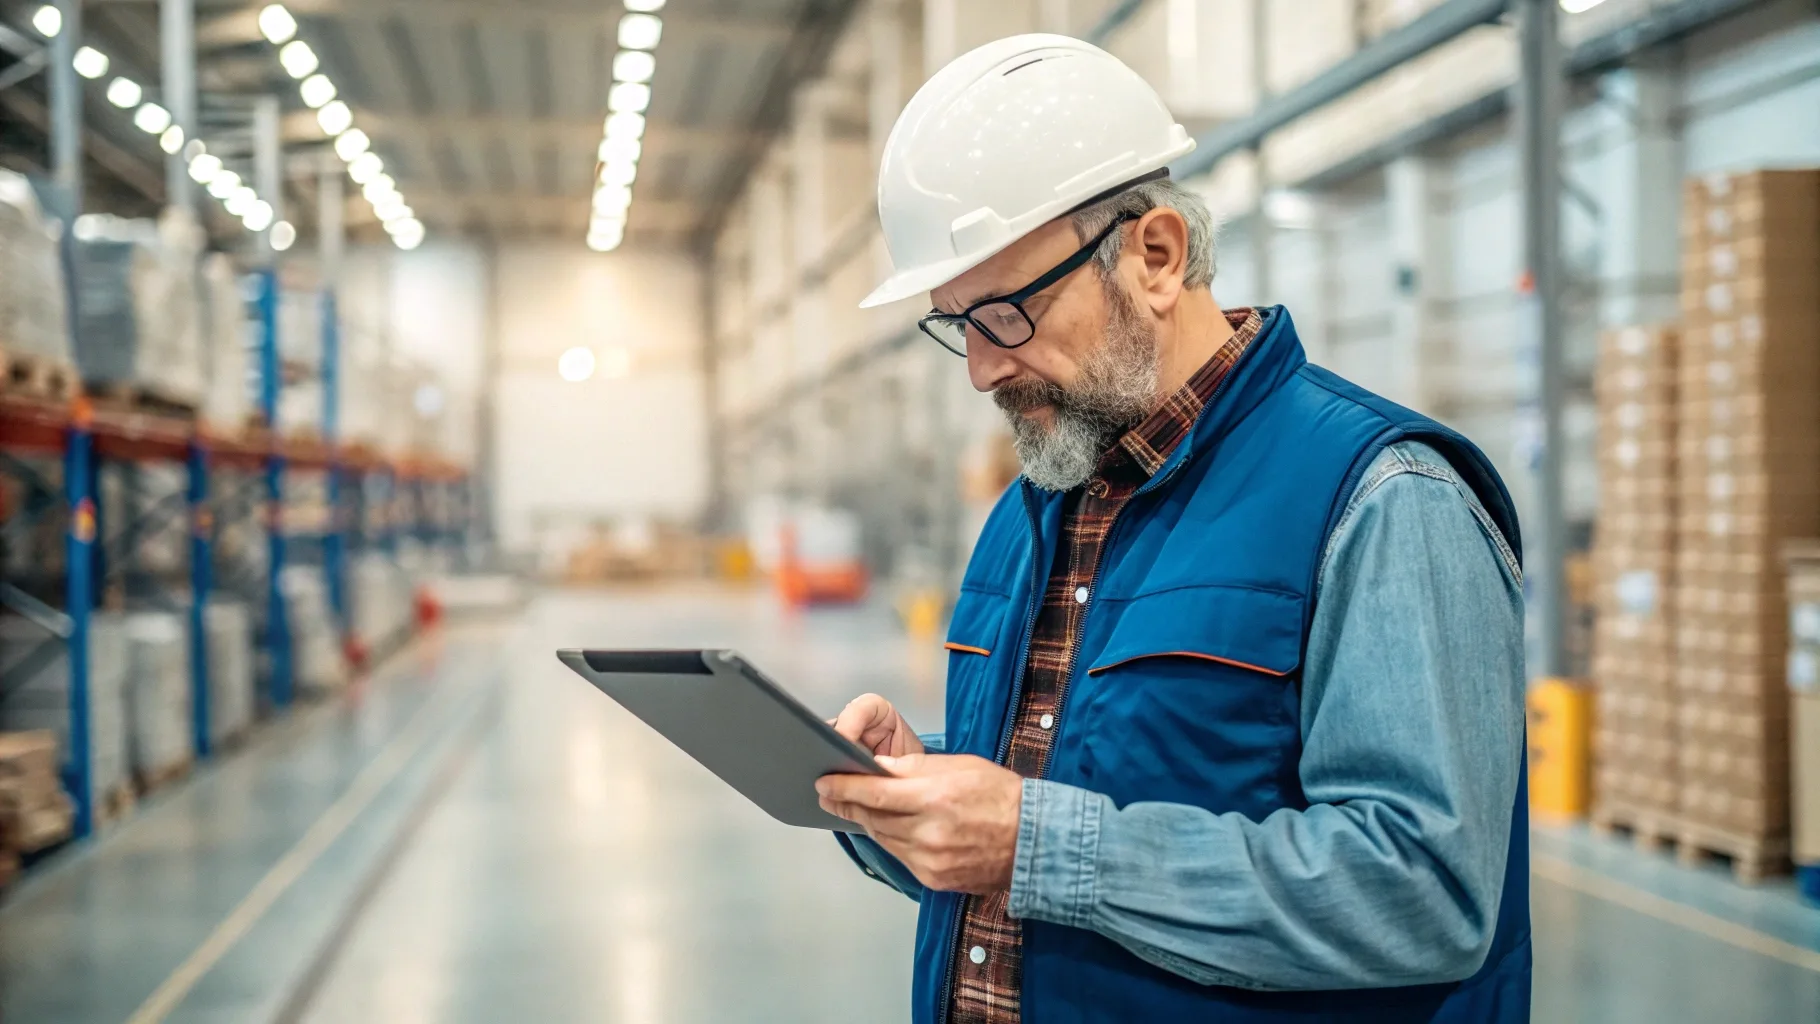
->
<box><xmin>918</xmin><ymin>212</ymin><xmax>1138</xmax><ymax>357</ymax></box>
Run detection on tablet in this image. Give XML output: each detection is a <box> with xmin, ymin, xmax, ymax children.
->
<box><xmin>557</xmin><ymin>648</ymin><xmax>888</xmax><ymax>832</ymax></box>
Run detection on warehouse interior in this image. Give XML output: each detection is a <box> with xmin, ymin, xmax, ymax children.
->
<box><xmin>1</xmin><ymin>0</ymin><xmax>1820</xmax><ymax>1020</ymax></box>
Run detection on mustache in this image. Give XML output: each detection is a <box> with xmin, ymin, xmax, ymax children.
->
<box><xmin>993</xmin><ymin>377</ymin><xmax>1066</xmax><ymax>415</ymax></box>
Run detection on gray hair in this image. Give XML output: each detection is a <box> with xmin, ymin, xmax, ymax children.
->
<box><xmin>1069</xmin><ymin>176</ymin><xmax>1217</xmax><ymax>290</ymax></box>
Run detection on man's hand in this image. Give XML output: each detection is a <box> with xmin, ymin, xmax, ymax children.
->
<box><xmin>817</xmin><ymin>753</ymin><xmax>1023</xmax><ymax>894</ymax></box>
<box><xmin>831</xmin><ymin>693</ymin><xmax>925</xmax><ymax>758</ymax></box>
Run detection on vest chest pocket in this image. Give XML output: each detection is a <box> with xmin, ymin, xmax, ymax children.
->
<box><xmin>942</xmin><ymin>588</ymin><xmax>1012</xmax><ymax>754</ymax></box>
<box><xmin>1065</xmin><ymin>585</ymin><xmax>1307</xmax><ymax>810</ymax></box>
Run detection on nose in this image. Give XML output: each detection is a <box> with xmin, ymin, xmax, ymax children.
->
<box><xmin>966</xmin><ymin>329</ymin><xmax>1022</xmax><ymax>394</ymax></box>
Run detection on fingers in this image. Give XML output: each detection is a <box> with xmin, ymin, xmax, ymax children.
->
<box><xmin>817</xmin><ymin>773</ymin><xmax>930</xmax><ymax>815</ymax></box>
<box><xmin>832</xmin><ymin>693</ymin><xmax>891</xmax><ymax>744</ymax></box>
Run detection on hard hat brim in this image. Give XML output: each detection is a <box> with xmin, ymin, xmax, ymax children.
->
<box><xmin>857</xmin><ymin>247</ymin><xmax>1011</xmax><ymax>310</ymax></box>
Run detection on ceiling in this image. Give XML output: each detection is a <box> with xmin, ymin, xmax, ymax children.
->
<box><xmin>5</xmin><ymin>0</ymin><xmax>861</xmax><ymax>247</ymax></box>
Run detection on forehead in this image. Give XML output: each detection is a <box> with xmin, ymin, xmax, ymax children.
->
<box><xmin>936</xmin><ymin>218</ymin><xmax>1080</xmax><ymax>309</ymax></box>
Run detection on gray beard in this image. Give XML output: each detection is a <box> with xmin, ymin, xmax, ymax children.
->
<box><xmin>995</xmin><ymin>281</ymin><xmax>1162</xmax><ymax>492</ymax></box>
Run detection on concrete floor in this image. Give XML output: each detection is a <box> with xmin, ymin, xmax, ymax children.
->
<box><xmin>2</xmin><ymin>587</ymin><xmax>1818</xmax><ymax>1022</ymax></box>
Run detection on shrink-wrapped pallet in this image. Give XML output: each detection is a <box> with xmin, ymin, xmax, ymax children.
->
<box><xmin>0</xmin><ymin>615</ymin><xmax>132</xmax><ymax>810</ymax></box>
<box><xmin>69</xmin><ymin>211</ymin><xmax>207</xmax><ymax>408</ymax></box>
<box><xmin>200</xmin><ymin>254</ymin><xmax>253</xmax><ymax>430</ymax></box>
<box><xmin>206</xmin><ymin>601</ymin><xmax>256</xmax><ymax>745</ymax></box>
<box><xmin>0</xmin><ymin>171</ymin><xmax>72</xmax><ymax>363</ymax></box>
<box><xmin>124</xmin><ymin>613</ymin><xmax>192</xmax><ymax>788</ymax></box>
<box><xmin>281</xmin><ymin>567</ymin><xmax>348</xmax><ymax>696</ymax></box>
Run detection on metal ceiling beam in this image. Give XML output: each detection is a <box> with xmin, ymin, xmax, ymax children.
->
<box><xmin>1173</xmin><ymin>0</ymin><xmax>1509</xmax><ymax>179</ymax></box>
<box><xmin>386</xmin><ymin>190</ymin><xmax>701</xmax><ymax>229</ymax></box>
<box><xmin>189</xmin><ymin>2</ymin><xmax>792</xmax><ymax>49</ymax></box>
<box><xmin>279</xmin><ymin>108</ymin><xmax>764</xmax><ymax>151</ymax></box>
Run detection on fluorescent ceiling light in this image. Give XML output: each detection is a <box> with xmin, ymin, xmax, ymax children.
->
<box><xmin>613</xmin><ymin>50</ymin><xmax>656</xmax><ymax>84</ymax></box>
<box><xmin>106</xmin><ymin>77</ymin><xmax>142</xmax><ymax>109</ymax></box>
<box><xmin>31</xmin><ymin>5</ymin><xmax>60</xmax><ymax>38</ymax></box>
<box><xmin>587</xmin><ymin>232</ymin><xmax>624</xmax><ymax>254</ymax></box>
<box><xmin>226</xmin><ymin>186</ymin><xmax>258</xmax><ymax>216</ymax></box>
<box><xmin>183</xmin><ymin>138</ymin><xmax>206</xmax><ymax>161</ymax></box>
<box><xmin>599</xmin><ymin>159</ymin><xmax>637</xmax><ymax>188</ymax></box>
<box><xmin>391</xmin><ymin>219</ymin><xmax>425</xmax><ymax>250</ymax></box>
<box><xmin>593</xmin><ymin>184</ymin><xmax>632</xmax><ymax>212</ymax></box>
<box><xmin>624</xmin><ymin>0</ymin><xmax>666</xmax><ymax>10</ymax></box>
<box><xmin>618</xmin><ymin>13</ymin><xmax>662</xmax><ymax>50</ymax></box>
<box><xmin>558</xmin><ymin>347</ymin><xmax>596</xmax><ymax>381</ymax></box>
<box><xmin>207</xmin><ymin>170</ymin><xmax>241</xmax><ymax>199</ymax></box>
<box><xmin>608</xmin><ymin>81</ymin><xmax>651</xmax><ymax>115</ymax></box>
<box><xmin>188</xmin><ymin>153</ymin><xmax>223</xmax><ymax>183</ymax></box>
<box><xmin>73</xmin><ymin>47</ymin><xmax>109</xmax><ymax>80</ymax></box>
<box><xmin>134</xmin><ymin>103</ymin><xmax>173</xmax><ymax>135</ymax></box>
<box><xmin>300</xmin><ymin>73</ymin><xmax>337</xmax><ymax>108</ymax></box>
<box><xmin>271</xmin><ymin>220</ymin><xmax>297</xmax><ymax>251</ymax></box>
<box><xmin>598</xmin><ymin>137</ymin><xmax>641</xmax><ymax>164</ymax></box>
<box><xmin>159</xmin><ymin>126</ymin><xmax>185</xmax><ymax>154</ymax></box>
<box><xmin>374</xmin><ymin>195</ymin><xmax>410</xmax><ymax>221</ymax></box>
<box><xmin>1560</xmin><ymin>0</ymin><xmax>1607</xmax><ymax>10</ymax></box>
<box><xmin>333</xmin><ymin>128</ymin><xmax>370</xmax><ymax>161</ymax></box>
<box><xmin>279</xmin><ymin>40</ymin><xmax>318</xmax><ymax>79</ymax></box>
<box><xmin>243</xmin><ymin>200</ymin><xmax>275</xmax><ymax>232</ymax></box>
<box><xmin>604</xmin><ymin>111</ymin><xmax>645</xmax><ymax>141</ymax></box>
<box><xmin>258</xmin><ymin>4</ymin><xmax>298</xmax><ymax>44</ymax></box>
<box><xmin>362</xmin><ymin>175</ymin><xmax>396</xmax><ymax>203</ymax></box>
<box><xmin>348</xmin><ymin>151</ymin><xmax>384</xmax><ymax>184</ymax></box>
<box><xmin>316</xmin><ymin>100</ymin><xmax>352</xmax><ymax>136</ymax></box>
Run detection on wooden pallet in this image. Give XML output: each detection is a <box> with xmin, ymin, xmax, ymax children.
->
<box><xmin>133</xmin><ymin>759</ymin><xmax>193</xmax><ymax>795</ymax></box>
<box><xmin>0</xmin><ymin>349</ymin><xmax>78</xmax><ymax>403</ymax></box>
<box><xmin>1592</xmin><ymin>801</ymin><xmax>1789</xmax><ymax>884</ymax></box>
<box><xmin>87</xmin><ymin>382</ymin><xmax>199</xmax><ymax>420</ymax></box>
<box><xmin>96</xmin><ymin>783</ymin><xmax>137</xmax><ymax>826</ymax></box>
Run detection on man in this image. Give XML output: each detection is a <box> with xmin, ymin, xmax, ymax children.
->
<box><xmin>815</xmin><ymin>34</ymin><xmax>1530</xmax><ymax>1024</ymax></box>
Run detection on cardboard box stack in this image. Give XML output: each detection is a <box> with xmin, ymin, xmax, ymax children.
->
<box><xmin>1592</xmin><ymin>325</ymin><xmax>1680</xmax><ymax>815</ymax></box>
<box><xmin>1782</xmin><ymin>542</ymin><xmax>1820</xmax><ymax>876</ymax></box>
<box><xmin>205</xmin><ymin>602</ymin><xmax>256</xmax><ymax>748</ymax></box>
<box><xmin>0</xmin><ymin>731</ymin><xmax>74</xmax><ymax>883</ymax></box>
<box><xmin>0</xmin><ymin>615</ymin><xmax>132</xmax><ymax>813</ymax></box>
<box><xmin>1674</xmin><ymin>169</ymin><xmax>1820</xmax><ymax>845</ymax></box>
<box><xmin>124</xmin><ymin>613</ymin><xmax>194</xmax><ymax>790</ymax></box>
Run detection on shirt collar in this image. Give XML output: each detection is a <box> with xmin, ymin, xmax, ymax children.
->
<box><xmin>1109</xmin><ymin>307</ymin><xmax>1264</xmax><ymax>479</ymax></box>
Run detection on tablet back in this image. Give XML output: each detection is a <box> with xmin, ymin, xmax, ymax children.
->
<box><xmin>558</xmin><ymin>648</ymin><xmax>885</xmax><ymax>832</ymax></box>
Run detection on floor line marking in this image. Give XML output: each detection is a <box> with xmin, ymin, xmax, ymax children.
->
<box><xmin>123</xmin><ymin>679</ymin><xmax>468</xmax><ymax>1024</ymax></box>
<box><xmin>1531</xmin><ymin>852</ymin><xmax>1820</xmax><ymax>974</ymax></box>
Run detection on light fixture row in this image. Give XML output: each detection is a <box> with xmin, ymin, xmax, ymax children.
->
<box><xmin>32</xmin><ymin>6</ymin><xmax>289</xmax><ymax>243</ymax></box>
<box><xmin>588</xmin><ymin>0</ymin><xmax>666</xmax><ymax>253</ymax></box>
<box><xmin>258</xmin><ymin>4</ymin><xmax>423</xmax><ymax>250</ymax></box>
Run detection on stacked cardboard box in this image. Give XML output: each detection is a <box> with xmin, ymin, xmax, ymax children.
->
<box><xmin>205</xmin><ymin>602</ymin><xmax>256</xmax><ymax>747</ymax></box>
<box><xmin>0</xmin><ymin>731</ymin><xmax>74</xmax><ymax>868</ymax></box>
<box><xmin>1782</xmin><ymin>542</ymin><xmax>1820</xmax><ymax>871</ymax></box>
<box><xmin>1674</xmin><ymin>170</ymin><xmax>1820</xmax><ymax>843</ymax></box>
<box><xmin>1592</xmin><ymin>325</ymin><xmax>1680</xmax><ymax>814</ymax></box>
<box><xmin>0</xmin><ymin>615</ymin><xmax>132</xmax><ymax>810</ymax></box>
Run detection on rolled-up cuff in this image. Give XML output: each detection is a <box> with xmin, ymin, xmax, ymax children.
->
<box><xmin>1008</xmin><ymin>778</ymin><xmax>1103</xmax><ymax>929</ymax></box>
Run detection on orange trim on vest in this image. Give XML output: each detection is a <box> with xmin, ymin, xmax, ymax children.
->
<box><xmin>1087</xmin><ymin>650</ymin><xmax>1289</xmax><ymax>677</ymax></box>
<box><xmin>943</xmin><ymin>642</ymin><xmax>992</xmax><ymax>657</ymax></box>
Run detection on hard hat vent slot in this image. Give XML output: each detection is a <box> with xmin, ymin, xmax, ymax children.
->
<box><xmin>1002</xmin><ymin>57</ymin><xmax>1049</xmax><ymax>76</ymax></box>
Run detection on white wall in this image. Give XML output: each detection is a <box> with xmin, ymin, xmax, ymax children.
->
<box><xmin>492</xmin><ymin>245</ymin><xmax>710</xmax><ymax>557</ymax></box>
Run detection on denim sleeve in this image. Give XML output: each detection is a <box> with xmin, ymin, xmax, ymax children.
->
<box><xmin>833</xmin><ymin>731</ymin><xmax>946</xmax><ymax>901</ymax></box>
<box><xmin>1005</xmin><ymin>442</ymin><xmax>1526</xmax><ymax>990</ymax></box>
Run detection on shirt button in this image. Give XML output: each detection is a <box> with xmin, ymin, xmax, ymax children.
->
<box><xmin>1039</xmin><ymin>713</ymin><xmax>1054</xmax><ymax>730</ymax></box>
<box><xmin>1088</xmin><ymin>478</ymin><xmax>1109</xmax><ymax>497</ymax></box>
<box><xmin>969</xmin><ymin>945</ymin><xmax>987</xmax><ymax>965</ymax></box>
<box><xmin>1074</xmin><ymin>586</ymin><xmax>1089</xmax><ymax>604</ymax></box>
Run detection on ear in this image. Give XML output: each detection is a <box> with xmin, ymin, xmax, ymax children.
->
<box><xmin>1129</xmin><ymin>207</ymin><xmax>1189</xmax><ymax>316</ymax></box>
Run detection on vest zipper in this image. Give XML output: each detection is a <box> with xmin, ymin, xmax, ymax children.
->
<box><xmin>937</xmin><ymin>483</ymin><xmax>1051</xmax><ymax>1024</ymax></box>
<box><xmin>939</xmin><ymin>328</ymin><xmax>1250</xmax><ymax>1021</ymax></box>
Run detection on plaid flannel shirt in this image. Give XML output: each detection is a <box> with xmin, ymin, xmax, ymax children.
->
<box><xmin>949</xmin><ymin>307</ymin><xmax>1263</xmax><ymax>1023</ymax></box>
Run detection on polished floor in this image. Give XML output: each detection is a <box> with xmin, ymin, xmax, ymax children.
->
<box><xmin>1</xmin><ymin>587</ymin><xmax>1817</xmax><ymax>1022</ymax></box>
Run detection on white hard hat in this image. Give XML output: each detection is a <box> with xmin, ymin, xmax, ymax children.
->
<box><xmin>860</xmin><ymin>34</ymin><xmax>1196</xmax><ymax>310</ymax></box>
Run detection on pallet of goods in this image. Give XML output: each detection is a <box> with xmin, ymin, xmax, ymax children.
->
<box><xmin>125</xmin><ymin>613</ymin><xmax>194</xmax><ymax>793</ymax></box>
<box><xmin>0</xmin><ymin>730</ymin><xmax>75</xmax><ymax>884</ymax></box>
<box><xmin>0</xmin><ymin>615</ymin><xmax>135</xmax><ymax>824</ymax></box>
<box><xmin>1670</xmin><ymin>168</ymin><xmax>1820</xmax><ymax>881</ymax></box>
<box><xmin>68</xmin><ymin>211</ymin><xmax>208</xmax><ymax>418</ymax></box>
<box><xmin>0</xmin><ymin>171</ymin><xmax>79</xmax><ymax>403</ymax></box>
<box><xmin>1590</xmin><ymin>325</ymin><xmax>1680</xmax><ymax>822</ymax></box>
<box><xmin>1782</xmin><ymin>543</ymin><xmax>1820</xmax><ymax>898</ymax></box>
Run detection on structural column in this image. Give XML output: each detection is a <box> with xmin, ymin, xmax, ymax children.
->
<box><xmin>49</xmin><ymin>0</ymin><xmax>81</xmax><ymax>211</ymax></box>
<box><xmin>1596</xmin><ymin>55</ymin><xmax>1682</xmax><ymax>328</ymax></box>
<box><xmin>161</xmin><ymin>0</ymin><xmax>197</xmax><ymax>210</ymax></box>
<box><xmin>1517</xmin><ymin>0</ymin><xmax>1569</xmax><ymax>678</ymax></box>
<box><xmin>1385</xmin><ymin>156</ymin><xmax>1448</xmax><ymax>412</ymax></box>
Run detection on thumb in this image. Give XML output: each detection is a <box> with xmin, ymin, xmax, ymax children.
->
<box><xmin>875</xmin><ymin>752</ymin><xmax>926</xmax><ymax>775</ymax></box>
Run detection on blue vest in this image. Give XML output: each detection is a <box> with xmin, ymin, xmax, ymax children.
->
<box><xmin>919</xmin><ymin>307</ymin><xmax>1531</xmax><ymax>1023</ymax></box>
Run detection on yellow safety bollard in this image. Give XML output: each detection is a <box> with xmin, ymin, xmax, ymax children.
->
<box><xmin>1527</xmin><ymin>678</ymin><xmax>1593</xmax><ymax>821</ymax></box>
